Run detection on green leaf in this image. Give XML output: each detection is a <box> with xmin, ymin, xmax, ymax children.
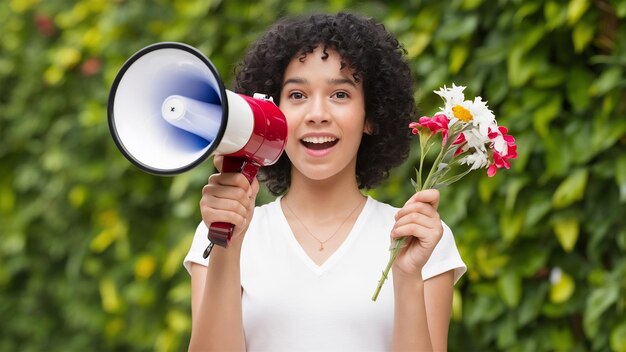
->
<box><xmin>0</xmin><ymin>184</ymin><xmax>16</xmax><ymax>214</ymax></box>
<box><xmin>449</xmin><ymin>41</ymin><xmax>469</xmax><ymax>74</ymax></box>
<box><xmin>510</xmin><ymin>244</ymin><xmax>550</xmax><ymax>277</ymax></box>
<box><xmin>507</xmin><ymin>46</ymin><xmax>532</xmax><ymax>87</ymax></box>
<box><xmin>572</xmin><ymin>20</ymin><xmax>595</xmax><ymax>52</ymax></box>
<box><xmin>412</xmin><ymin>6</ymin><xmax>442</xmax><ymax>33</ymax></box>
<box><xmin>514</xmin><ymin>2</ymin><xmax>541</xmax><ymax>25</ymax></box>
<box><xmin>405</xmin><ymin>32</ymin><xmax>432</xmax><ymax>59</ymax></box>
<box><xmin>496</xmin><ymin>313</ymin><xmax>518</xmax><ymax>348</ymax></box>
<box><xmin>476</xmin><ymin>245</ymin><xmax>510</xmax><ymax>278</ymax></box>
<box><xmin>610</xmin><ymin>320</ymin><xmax>626</xmax><ymax>352</ymax></box>
<box><xmin>616</xmin><ymin>1</ymin><xmax>626</xmax><ymax>18</ymax></box>
<box><xmin>452</xmin><ymin>288</ymin><xmax>463</xmax><ymax>322</ymax></box>
<box><xmin>497</xmin><ymin>270</ymin><xmax>522</xmax><ymax>307</ymax></box>
<box><xmin>499</xmin><ymin>209</ymin><xmax>525</xmax><ymax>244</ymax></box>
<box><xmin>532</xmin><ymin>94</ymin><xmax>562</xmax><ymax>138</ymax></box>
<box><xmin>590</xmin><ymin>110</ymin><xmax>626</xmax><ymax>159</ymax></box>
<box><xmin>584</xmin><ymin>285</ymin><xmax>620</xmax><ymax>338</ymax></box>
<box><xmin>565</xmin><ymin>66</ymin><xmax>594</xmax><ymax>111</ymax></box>
<box><xmin>549</xmin><ymin>269</ymin><xmax>575</xmax><ymax>303</ymax></box>
<box><xmin>617</xmin><ymin>155</ymin><xmax>626</xmax><ymax>203</ymax></box>
<box><xmin>518</xmin><ymin>26</ymin><xmax>546</xmax><ymax>53</ymax></box>
<box><xmin>533</xmin><ymin>65</ymin><xmax>566</xmax><ymax>87</ymax></box>
<box><xmin>461</xmin><ymin>0</ymin><xmax>483</xmax><ymax>10</ymax></box>
<box><xmin>590</xmin><ymin>66</ymin><xmax>623</xmax><ymax>96</ymax></box>
<box><xmin>505</xmin><ymin>176</ymin><xmax>529</xmax><ymax>211</ymax></box>
<box><xmin>541</xmin><ymin>133</ymin><xmax>570</xmax><ymax>178</ymax></box>
<box><xmin>567</xmin><ymin>0</ymin><xmax>590</xmax><ymax>25</ymax></box>
<box><xmin>100</xmin><ymin>277</ymin><xmax>122</xmax><ymax>314</ymax></box>
<box><xmin>465</xmin><ymin>293</ymin><xmax>506</xmax><ymax>325</ymax></box>
<box><xmin>436</xmin><ymin>14</ymin><xmax>478</xmax><ymax>40</ymax></box>
<box><xmin>544</xmin><ymin>1</ymin><xmax>568</xmax><ymax>29</ymax></box>
<box><xmin>552</xmin><ymin>168</ymin><xmax>589</xmax><ymax>208</ymax></box>
<box><xmin>517</xmin><ymin>283</ymin><xmax>548</xmax><ymax>327</ymax></box>
<box><xmin>478</xmin><ymin>170</ymin><xmax>503</xmax><ymax>203</ymax></box>
<box><xmin>524</xmin><ymin>194</ymin><xmax>552</xmax><ymax>228</ymax></box>
<box><xmin>552</xmin><ymin>217</ymin><xmax>579</xmax><ymax>252</ymax></box>
<box><xmin>548</xmin><ymin>326</ymin><xmax>575</xmax><ymax>351</ymax></box>
<box><xmin>432</xmin><ymin>164</ymin><xmax>472</xmax><ymax>189</ymax></box>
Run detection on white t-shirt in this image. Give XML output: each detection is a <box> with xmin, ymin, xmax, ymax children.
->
<box><xmin>184</xmin><ymin>196</ymin><xmax>466</xmax><ymax>352</ymax></box>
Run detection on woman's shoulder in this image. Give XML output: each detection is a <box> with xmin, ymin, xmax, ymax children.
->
<box><xmin>246</xmin><ymin>197</ymin><xmax>284</xmax><ymax>235</ymax></box>
<box><xmin>251</xmin><ymin>197</ymin><xmax>282</xmax><ymax>219</ymax></box>
<box><xmin>367</xmin><ymin>196</ymin><xmax>400</xmax><ymax>216</ymax></box>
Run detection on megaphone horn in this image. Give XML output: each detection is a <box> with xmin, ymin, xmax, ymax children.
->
<box><xmin>107</xmin><ymin>42</ymin><xmax>287</xmax><ymax>257</ymax></box>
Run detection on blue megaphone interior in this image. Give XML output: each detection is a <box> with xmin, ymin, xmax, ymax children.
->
<box><xmin>111</xmin><ymin>46</ymin><xmax>226</xmax><ymax>173</ymax></box>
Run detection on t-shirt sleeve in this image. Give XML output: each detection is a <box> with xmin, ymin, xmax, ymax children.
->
<box><xmin>183</xmin><ymin>221</ymin><xmax>210</xmax><ymax>275</ymax></box>
<box><xmin>421</xmin><ymin>221</ymin><xmax>466</xmax><ymax>284</ymax></box>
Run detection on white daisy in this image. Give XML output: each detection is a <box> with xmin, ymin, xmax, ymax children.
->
<box><xmin>458</xmin><ymin>150</ymin><xmax>489</xmax><ymax>170</ymax></box>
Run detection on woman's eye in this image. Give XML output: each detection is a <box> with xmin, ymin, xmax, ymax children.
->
<box><xmin>289</xmin><ymin>92</ymin><xmax>305</xmax><ymax>99</ymax></box>
<box><xmin>334</xmin><ymin>91</ymin><xmax>349</xmax><ymax>99</ymax></box>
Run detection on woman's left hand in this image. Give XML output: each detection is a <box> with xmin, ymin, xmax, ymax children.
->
<box><xmin>391</xmin><ymin>189</ymin><xmax>443</xmax><ymax>278</ymax></box>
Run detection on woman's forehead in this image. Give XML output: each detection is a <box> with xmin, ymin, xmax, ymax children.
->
<box><xmin>286</xmin><ymin>46</ymin><xmax>355</xmax><ymax>75</ymax></box>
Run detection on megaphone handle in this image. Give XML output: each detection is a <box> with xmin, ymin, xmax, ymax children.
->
<box><xmin>203</xmin><ymin>157</ymin><xmax>260</xmax><ymax>258</ymax></box>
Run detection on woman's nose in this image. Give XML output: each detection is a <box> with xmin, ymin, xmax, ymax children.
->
<box><xmin>305</xmin><ymin>96</ymin><xmax>330</xmax><ymax>124</ymax></box>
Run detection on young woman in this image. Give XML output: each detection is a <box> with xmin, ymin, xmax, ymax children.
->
<box><xmin>184</xmin><ymin>12</ymin><xmax>466</xmax><ymax>351</ymax></box>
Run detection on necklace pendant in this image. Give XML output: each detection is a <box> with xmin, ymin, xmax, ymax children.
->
<box><xmin>319</xmin><ymin>243</ymin><xmax>324</xmax><ymax>251</ymax></box>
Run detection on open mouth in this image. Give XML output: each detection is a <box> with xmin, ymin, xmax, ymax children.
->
<box><xmin>301</xmin><ymin>136</ymin><xmax>339</xmax><ymax>150</ymax></box>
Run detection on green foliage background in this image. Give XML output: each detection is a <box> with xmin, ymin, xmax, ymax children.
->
<box><xmin>1</xmin><ymin>0</ymin><xmax>625</xmax><ymax>351</ymax></box>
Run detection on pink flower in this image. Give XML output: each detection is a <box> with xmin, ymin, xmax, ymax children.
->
<box><xmin>408</xmin><ymin>113</ymin><xmax>450</xmax><ymax>142</ymax></box>
<box><xmin>452</xmin><ymin>133</ymin><xmax>466</xmax><ymax>156</ymax></box>
<box><xmin>487</xmin><ymin>126</ymin><xmax>517</xmax><ymax>177</ymax></box>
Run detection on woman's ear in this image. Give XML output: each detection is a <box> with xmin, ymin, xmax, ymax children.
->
<box><xmin>364</xmin><ymin>119</ymin><xmax>377</xmax><ymax>135</ymax></box>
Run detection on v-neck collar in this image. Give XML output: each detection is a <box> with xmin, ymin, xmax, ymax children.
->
<box><xmin>274</xmin><ymin>196</ymin><xmax>374</xmax><ymax>276</ymax></box>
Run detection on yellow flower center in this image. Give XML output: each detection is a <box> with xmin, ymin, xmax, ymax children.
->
<box><xmin>452</xmin><ymin>105</ymin><xmax>473</xmax><ymax>122</ymax></box>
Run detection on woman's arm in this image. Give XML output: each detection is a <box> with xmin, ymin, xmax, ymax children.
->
<box><xmin>189</xmin><ymin>245</ymin><xmax>246</xmax><ymax>351</ymax></box>
<box><xmin>390</xmin><ymin>189</ymin><xmax>454</xmax><ymax>351</ymax></box>
<box><xmin>392</xmin><ymin>270</ymin><xmax>454</xmax><ymax>352</ymax></box>
<box><xmin>392</xmin><ymin>271</ymin><xmax>432</xmax><ymax>351</ymax></box>
<box><xmin>424</xmin><ymin>270</ymin><xmax>455</xmax><ymax>351</ymax></box>
<box><xmin>188</xmin><ymin>157</ymin><xmax>258</xmax><ymax>351</ymax></box>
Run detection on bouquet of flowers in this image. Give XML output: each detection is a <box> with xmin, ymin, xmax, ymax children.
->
<box><xmin>372</xmin><ymin>84</ymin><xmax>517</xmax><ymax>301</ymax></box>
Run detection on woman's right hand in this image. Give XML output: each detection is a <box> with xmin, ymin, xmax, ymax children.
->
<box><xmin>199</xmin><ymin>156</ymin><xmax>260</xmax><ymax>245</ymax></box>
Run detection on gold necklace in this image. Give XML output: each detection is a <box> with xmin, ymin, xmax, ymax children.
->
<box><xmin>284</xmin><ymin>197</ymin><xmax>364</xmax><ymax>251</ymax></box>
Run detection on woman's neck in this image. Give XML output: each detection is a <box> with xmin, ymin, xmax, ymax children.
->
<box><xmin>283</xmin><ymin>167</ymin><xmax>366</xmax><ymax>219</ymax></box>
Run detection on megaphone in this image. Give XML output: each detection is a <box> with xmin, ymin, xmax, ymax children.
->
<box><xmin>107</xmin><ymin>42</ymin><xmax>287</xmax><ymax>257</ymax></box>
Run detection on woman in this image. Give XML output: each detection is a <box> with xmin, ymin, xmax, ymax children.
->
<box><xmin>184</xmin><ymin>12</ymin><xmax>465</xmax><ymax>351</ymax></box>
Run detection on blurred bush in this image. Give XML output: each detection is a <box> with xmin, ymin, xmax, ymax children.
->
<box><xmin>0</xmin><ymin>0</ymin><xmax>624</xmax><ymax>351</ymax></box>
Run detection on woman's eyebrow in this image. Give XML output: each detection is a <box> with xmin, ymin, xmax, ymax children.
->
<box><xmin>282</xmin><ymin>77</ymin><xmax>357</xmax><ymax>87</ymax></box>
<box><xmin>283</xmin><ymin>77</ymin><xmax>307</xmax><ymax>86</ymax></box>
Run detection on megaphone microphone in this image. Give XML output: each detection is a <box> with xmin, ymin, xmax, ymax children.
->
<box><xmin>107</xmin><ymin>42</ymin><xmax>287</xmax><ymax>258</ymax></box>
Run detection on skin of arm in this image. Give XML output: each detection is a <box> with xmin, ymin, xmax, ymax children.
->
<box><xmin>189</xmin><ymin>246</ymin><xmax>246</xmax><ymax>352</ymax></box>
<box><xmin>392</xmin><ymin>270</ymin><xmax>454</xmax><ymax>352</ymax></box>
<box><xmin>424</xmin><ymin>270</ymin><xmax>455</xmax><ymax>351</ymax></box>
<box><xmin>390</xmin><ymin>189</ymin><xmax>455</xmax><ymax>351</ymax></box>
<box><xmin>188</xmin><ymin>157</ymin><xmax>258</xmax><ymax>351</ymax></box>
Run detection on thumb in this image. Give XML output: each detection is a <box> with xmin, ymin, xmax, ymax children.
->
<box><xmin>213</xmin><ymin>155</ymin><xmax>224</xmax><ymax>173</ymax></box>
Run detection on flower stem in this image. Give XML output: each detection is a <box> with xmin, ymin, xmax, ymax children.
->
<box><xmin>422</xmin><ymin>143</ymin><xmax>446</xmax><ymax>190</ymax></box>
<box><xmin>372</xmin><ymin>237</ymin><xmax>405</xmax><ymax>301</ymax></box>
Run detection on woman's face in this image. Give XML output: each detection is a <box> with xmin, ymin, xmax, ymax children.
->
<box><xmin>279</xmin><ymin>46</ymin><xmax>368</xmax><ymax>184</ymax></box>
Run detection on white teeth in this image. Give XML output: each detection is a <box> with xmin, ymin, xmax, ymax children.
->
<box><xmin>301</xmin><ymin>136</ymin><xmax>337</xmax><ymax>144</ymax></box>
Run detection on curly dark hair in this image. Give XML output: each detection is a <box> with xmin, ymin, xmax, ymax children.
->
<box><xmin>234</xmin><ymin>12</ymin><xmax>416</xmax><ymax>195</ymax></box>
